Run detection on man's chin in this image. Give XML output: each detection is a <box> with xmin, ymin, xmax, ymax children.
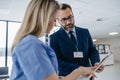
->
<box><xmin>66</xmin><ymin>27</ymin><xmax>73</xmax><ymax>31</ymax></box>
<box><xmin>64</xmin><ymin>25</ymin><xmax>74</xmax><ymax>31</ymax></box>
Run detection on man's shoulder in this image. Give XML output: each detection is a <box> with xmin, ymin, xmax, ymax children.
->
<box><xmin>50</xmin><ymin>30</ymin><xmax>59</xmax><ymax>36</ymax></box>
<box><xmin>50</xmin><ymin>28</ymin><xmax>62</xmax><ymax>36</ymax></box>
<box><xmin>75</xmin><ymin>26</ymin><xmax>88</xmax><ymax>32</ymax></box>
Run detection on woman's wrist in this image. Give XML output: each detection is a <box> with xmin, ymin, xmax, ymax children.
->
<box><xmin>59</xmin><ymin>76</ymin><xmax>64</xmax><ymax>80</ymax></box>
<box><xmin>77</xmin><ymin>67</ymin><xmax>83</xmax><ymax>75</ymax></box>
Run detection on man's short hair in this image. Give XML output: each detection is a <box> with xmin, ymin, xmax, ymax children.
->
<box><xmin>59</xmin><ymin>3</ymin><xmax>72</xmax><ymax>11</ymax></box>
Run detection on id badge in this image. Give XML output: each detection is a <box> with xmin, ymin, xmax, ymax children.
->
<box><xmin>74</xmin><ymin>52</ymin><xmax>83</xmax><ymax>58</ymax></box>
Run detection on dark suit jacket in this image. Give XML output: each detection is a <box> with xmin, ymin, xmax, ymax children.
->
<box><xmin>50</xmin><ymin>26</ymin><xmax>100</xmax><ymax>76</ymax></box>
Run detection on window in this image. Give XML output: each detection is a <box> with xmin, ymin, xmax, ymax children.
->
<box><xmin>7</xmin><ymin>22</ymin><xmax>21</xmax><ymax>75</ymax></box>
<box><xmin>0</xmin><ymin>20</ymin><xmax>21</xmax><ymax>75</ymax></box>
<box><xmin>0</xmin><ymin>21</ymin><xmax>6</xmax><ymax>67</ymax></box>
<box><xmin>8</xmin><ymin>22</ymin><xmax>21</xmax><ymax>56</ymax></box>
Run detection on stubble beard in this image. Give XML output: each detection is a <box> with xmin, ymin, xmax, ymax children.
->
<box><xmin>64</xmin><ymin>23</ymin><xmax>74</xmax><ymax>31</ymax></box>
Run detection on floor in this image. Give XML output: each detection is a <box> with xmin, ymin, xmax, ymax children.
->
<box><xmin>95</xmin><ymin>62</ymin><xmax>120</xmax><ymax>80</ymax></box>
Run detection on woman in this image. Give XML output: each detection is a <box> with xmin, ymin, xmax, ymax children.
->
<box><xmin>10</xmin><ymin>0</ymin><xmax>95</xmax><ymax>80</ymax></box>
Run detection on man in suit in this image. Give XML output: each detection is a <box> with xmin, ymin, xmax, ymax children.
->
<box><xmin>50</xmin><ymin>3</ymin><xmax>104</xmax><ymax>77</ymax></box>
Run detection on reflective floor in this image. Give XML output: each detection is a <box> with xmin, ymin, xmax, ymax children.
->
<box><xmin>96</xmin><ymin>62</ymin><xmax>120</xmax><ymax>80</ymax></box>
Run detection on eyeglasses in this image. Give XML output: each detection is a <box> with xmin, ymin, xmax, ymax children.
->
<box><xmin>58</xmin><ymin>15</ymin><xmax>74</xmax><ymax>24</ymax></box>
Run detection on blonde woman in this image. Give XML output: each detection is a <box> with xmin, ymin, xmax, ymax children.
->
<box><xmin>10</xmin><ymin>0</ymin><xmax>95</xmax><ymax>80</ymax></box>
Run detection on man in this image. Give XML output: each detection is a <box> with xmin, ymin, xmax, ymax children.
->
<box><xmin>50</xmin><ymin>3</ymin><xmax>103</xmax><ymax>77</ymax></box>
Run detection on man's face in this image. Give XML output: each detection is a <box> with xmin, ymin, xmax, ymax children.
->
<box><xmin>57</xmin><ymin>8</ymin><xmax>74</xmax><ymax>31</ymax></box>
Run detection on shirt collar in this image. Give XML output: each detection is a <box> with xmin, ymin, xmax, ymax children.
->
<box><xmin>65</xmin><ymin>27</ymin><xmax>76</xmax><ymax>34</ymax></box>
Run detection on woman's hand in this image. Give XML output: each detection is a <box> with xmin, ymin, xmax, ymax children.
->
<box><xmin>78</xmin><ymin>67</ymin><xmax>96</xmax><ymax>80</ymax></box>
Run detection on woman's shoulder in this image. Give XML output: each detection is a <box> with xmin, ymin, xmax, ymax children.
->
<box><xmin>20</xmin><ymin>35</ymin><xmax>42</xmax><ymax>44</ymax></box>
<box><xmin>14</xmin><ymin>35</ymin><xmax>45</xmax><ymax>50</ymax></box>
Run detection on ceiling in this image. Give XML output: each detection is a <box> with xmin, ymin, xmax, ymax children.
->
<box><xmin>0</xmin><ymin>0</ymin><xmax>120</xmax><ymax>40</ymax></box>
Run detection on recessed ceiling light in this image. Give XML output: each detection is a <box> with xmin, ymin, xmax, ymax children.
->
<box><xmin>93</xmin><ymin>39</ymin><xmax>97</xmax><ymax>42</ymax></box>
<box><xmin>109</xmin><ymin>32</ymin><xmax>118</xmax><ymax>35</ymax></box>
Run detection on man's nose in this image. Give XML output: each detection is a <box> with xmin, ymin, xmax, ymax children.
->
<box><xmin>66</xmin><ymin>19</ymin><xmax>71</xmax><ymax>24</ymax></box>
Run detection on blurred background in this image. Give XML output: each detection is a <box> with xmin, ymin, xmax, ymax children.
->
<box><xmin>0</xmin><ymin>0</ymin><xmax>120</xmax><ymax>80</ymax></box>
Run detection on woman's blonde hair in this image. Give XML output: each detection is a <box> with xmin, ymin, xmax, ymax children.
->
<box><xmin>12</xmin><ymin>0</ymin><xmax>59</xmax><ymax>51</ymax></box>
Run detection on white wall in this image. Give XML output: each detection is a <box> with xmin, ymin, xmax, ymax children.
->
<box><xmin>95</xmin><ymin>36</ymin><xmax>120</xmax><ymax>62</ymax></box>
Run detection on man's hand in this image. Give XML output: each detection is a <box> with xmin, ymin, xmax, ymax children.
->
<box><xmin>94</xmin><ymin>63</ymin><xmax>104</xmax><ymax>73</ymax></box>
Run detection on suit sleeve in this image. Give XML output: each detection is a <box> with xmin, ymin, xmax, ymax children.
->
<box><xmin>86</xmin><ymin>29</ymin><xmax>100</xmax><ymax>66</ymax></box>
<box><xmin>50</xmin><ymin>35</ymin><xmax>79</xmax><ymax>70</ymax></box>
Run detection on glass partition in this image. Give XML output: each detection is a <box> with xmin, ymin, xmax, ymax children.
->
<box><xmin>0</xmin><ymin>21</ymin><xmax>6</xmax><ymax>67</ymax></box>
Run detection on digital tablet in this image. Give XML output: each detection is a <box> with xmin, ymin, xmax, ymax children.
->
<box><xmin>88</xmin><ymin>53</ymin><xmax>111</xmax><ymax>78</ymax></box>
<box><xmin>94</xmin><ymin>53</ymin><xmax>111</xmax><ymax>72</ymax></box>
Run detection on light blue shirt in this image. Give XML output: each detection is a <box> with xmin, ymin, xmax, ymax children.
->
<box><xmin>65</xmin><ymin>27</ymin><xmax>77</xmax><ymax>40</ymax></box>
<box><xmin>10</xmin><ymin>35</ymin><xmax>58</xmax><ymax>80</ymax></box>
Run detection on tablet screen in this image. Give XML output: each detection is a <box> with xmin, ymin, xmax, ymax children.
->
<box><xmin>94</xmin><ymin>53</ymin><xmax>111</xmax><ymax>72</ymax></box>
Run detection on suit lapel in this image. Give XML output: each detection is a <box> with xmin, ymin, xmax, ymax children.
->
<box><xmin>59</xmin><ymin>28</ymin><xmax>76</xmax><ymax>47</ymax></box>
<box><xmin>75</xmin><ymin>27</ymin><xmax>83</xmax><ymax>51</ymax></box>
